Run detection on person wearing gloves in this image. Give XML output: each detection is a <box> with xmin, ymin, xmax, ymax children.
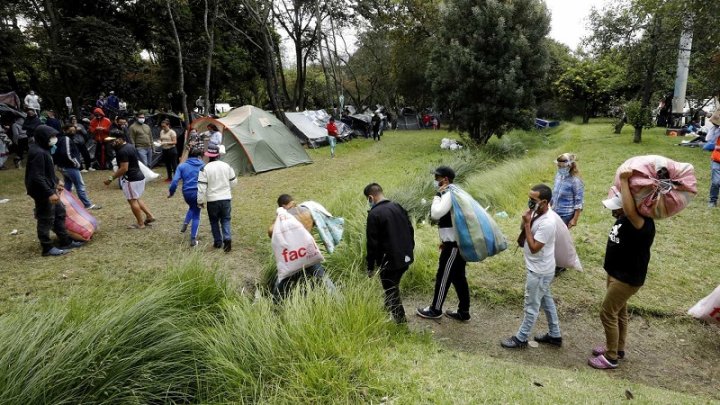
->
<box><xmin>364</xmin><ymin>183</ymin><xmax>415</xmax><ymax>323</ymax></box>
<box><xmin>416</xmin><ymin>166</ymin><xmax>471</xmax><ymax>322</ymax></box>
<box><xmin>25</xmin><ymin>125</ymin><xmax>84</xmax><ymax>256</ymax></box>
<box><xmin>168</xmin><ymin>147</ymin><xmax>205</xmax><ymax>247</ymax></box>
<box><xmin>197</xmin><ymin>144</ymin><xmax>237</xmax><ymax>252</ymax></box>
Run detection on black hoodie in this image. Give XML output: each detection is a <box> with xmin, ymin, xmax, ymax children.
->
<box><xmin>25</xmin><ymin>125</ymin><xmax>58</xmax><ymax>200</ymax></box>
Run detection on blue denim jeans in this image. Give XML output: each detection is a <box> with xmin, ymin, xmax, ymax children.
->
<box><xmin>61</xmin><ymin>167</ymin><xmax>92</xmax><ymax>208</ymax></box>
<box><xmin>516</xmin><ymin>269</ymin><xmax>561</xmax><ymax>342</ymax></box>
<box><xmin>327</xmin><ymin>136</ymin><xmax>336</xmax><ymax>156</ymax></box>
<box><xmin>206</xmin><ymin>199</ymin><xmax>232</xmax><ymax>245</ymax></box>
<box><xmin>709</xmin><ymin>161</ymin><xmax>720</xmax><ymax>205</ymax></box>
<box><xmin>136</xmin><ymin>147</ymin><xmax>153</xmax><ymax>167</ymax></box>
<box><xmin>183</xmin><ymin>191</ymin><xmax>201</xmax><ymax>240</ymax></box>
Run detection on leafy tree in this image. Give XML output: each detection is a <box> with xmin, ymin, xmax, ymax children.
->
<box><xmin>554</xmin><ymin>57</ymin><xmax>624</xmax><ymax>124</ymax></box>
<box><xmin>427</xmin><ymin>0</ymin><xmax>550</xmax><ymax>144</ymax></box>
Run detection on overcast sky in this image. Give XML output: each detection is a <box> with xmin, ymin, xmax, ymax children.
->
<box><xmin>544</xmin><ymin>0</ymin><xmax>612</xmax><ymax>49</ymax></box>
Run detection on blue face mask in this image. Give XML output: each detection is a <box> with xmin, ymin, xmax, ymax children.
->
<box><xmin>558</xmin><ymin>167</ymin><xmax>570</xmax><ymax>176</ymax></box>
<box><xmin>50</xmin><ymin>145</ymin><xmax>57</xmax><ymax>154</ymax></box>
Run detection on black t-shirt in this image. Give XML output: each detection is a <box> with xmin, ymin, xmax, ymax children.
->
<box><xmin>115</xmin><ymin>143</ymin><xmax>144</xmax><ymax>182</ymax></box>
<box><xmin>603</xmin><ymin>216</ymin><xmax>656</xmax><ymax>287</ymax></box>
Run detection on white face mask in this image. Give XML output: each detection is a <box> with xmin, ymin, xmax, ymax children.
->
<box><xmin>48</xmin><ymin>137</ymin><xmax>58</xmax><ymax>146</ymax></box>
<box><xmin>558</xmin><ymin>167</ymin><xmax>570</xmax><ymax>176</ymax></box>
<box><xmin>137</xmin><ymin>118</ymin><xmax>145</xmax><ymax>124</ymax></box>
<box><xmin>433</xmin><ymin>180</ymin><xmax>441</xmax><ymax>189</ymax></box>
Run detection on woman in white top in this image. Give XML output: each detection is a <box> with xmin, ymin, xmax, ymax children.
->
<box><xmin>159</xmin><ymin>119</ymin><xmax>178</xmax><ymax>182</ymax></box>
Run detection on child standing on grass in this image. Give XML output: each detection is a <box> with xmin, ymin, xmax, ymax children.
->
<box><xmin>168</xmin><ymin>147</ymin><xmax>205</xmax><ymax>247</ymax></box>
<box><xmin>501</xmin><ymin>184</ymin><xmax>562</xmax><ymax>349</ymax></box>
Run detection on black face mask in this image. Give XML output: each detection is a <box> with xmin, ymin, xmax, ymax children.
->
<box><xmin>527</xmin><ymin>199</ymin><xmax>537</xmax><ymax>210</ymax></box>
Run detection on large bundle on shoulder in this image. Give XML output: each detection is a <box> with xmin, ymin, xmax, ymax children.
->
<box><xmin>448</xmin><ymin>185</ymin><xmax>507</xmax><ymax>262</ymax></box>
<box><xmin>610</xmin><ymin>155</ymin><xmax>697</xmax><ymax>219</ymax></box>
<box><xmin>299</xmin><ymin>200</ymin><xmax>344</xmax><ymax>254</ymax></box>
<box><xmin>60</xmin><ymin>191</ymin><xmax>98</xmax><ymax>241</ymax></box>
<box><xmin>271</xmin><ymin>207</ymin><xmax>324</xmax><ymax>281</ymax></box>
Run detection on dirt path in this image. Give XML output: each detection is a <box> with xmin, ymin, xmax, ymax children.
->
<box><xmin>405</xmin><ymin>296</ymin><xmax>720</xmax><ymax>400</ymax></box>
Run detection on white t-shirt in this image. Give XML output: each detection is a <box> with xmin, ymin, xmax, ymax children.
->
<box><xmin>523</xmin><ymin>212</ymin><xmax>557</xmax><ymax>275</ymax></box>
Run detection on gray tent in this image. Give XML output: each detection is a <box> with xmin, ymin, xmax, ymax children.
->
<box><xmin>285</xmin><ymin>110</ymin><xmax>352</xmax><ymax>147</ymax></box>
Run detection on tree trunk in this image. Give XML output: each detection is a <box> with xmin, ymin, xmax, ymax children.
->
<box><xmin>636</xmin><ymin>15</ymin><xmax>663</xmax><ymax>143</ymax></box>
<box><xmin>166</xmin><ymin>0</ymin><xmax>189</xmax><ymax>127</ymax></box>
<box><xmin>204</xmin><ymin>0</ymin><xmax>219</xmax><ymax>116</ymax></box>
<box><xmin>633</xmin><ymin>126</ymin><xmax>642</xmax><ymax>143</ymax></box>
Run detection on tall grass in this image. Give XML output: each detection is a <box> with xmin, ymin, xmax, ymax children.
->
<box><xmin>204</xmin><ymin>279</ymin><xmax>402</xmax><ymax>403</ymax></box>
<box><xmin>0</xmin><ymin>261</ymin><xmax>225</xmax><ymax>404</ymax></box>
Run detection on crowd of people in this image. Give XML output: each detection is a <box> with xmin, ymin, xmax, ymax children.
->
<box><xmin>11</xmin><ymin>86</ymin><xmax>720</xmax><ymax>373</ymax></box>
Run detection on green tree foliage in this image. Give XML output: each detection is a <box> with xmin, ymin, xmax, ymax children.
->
<box><xmin>554</xmin><ymin>57</ymin><xmax>624</xmax><ymax>124</ymax></box>
<box><xmin>427</xmin><ymin>0</ymin><xmax>551</xmax><ymax>144</ymax></box>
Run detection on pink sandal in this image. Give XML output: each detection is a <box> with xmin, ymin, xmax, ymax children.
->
<box><xmin>588</xmin><ymin>354</ymin><xmax>618</xmax><ymax>369</ymax></box>
<box><xmin>592</xmin><ymin>345</ymin><xmax>625</xmax><ymax>359</ymax></box>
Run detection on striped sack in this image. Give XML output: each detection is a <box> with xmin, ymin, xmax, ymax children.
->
<box><xmin>449</xmin><ymin>185</ymin><xmax>507</xmax><ymax>262</ymax></box>
<box><xmin>60</xmin><ymin>191</ymin><xmax>98</xmax><ymax>241</ymax></box>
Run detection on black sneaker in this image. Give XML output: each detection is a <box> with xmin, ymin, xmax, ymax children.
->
<box><xmin>501</xmin><ymin>336</ymin><xmax>528</xmax><ymax>349</ymax></box>
<box><xmin>223</xmin><ymin>240</ymin><xmax>232</xmax><ymax>252</ymax></box>
<box><xmin>180</xmin><ymin>223</ymin><xmax>188</xmax><ymax>233</ymax></box>
<box><xmin>416</xmin><ymin>306</ymin><xmax>443</xmax><ymax>319</ymax></box>
<box><xmin>534</xmin><ymin>333</ymin><xmax>563</xmax><ymax>347</ymax></box>
<box><xmin>213</xmin><ymin>241</ymin><xmax>222</xmax><ymax>249</ymax></box>
<box><xmin>445</xmin><ymin>309</ymin><xmax>471</xmax><ymax>322</ymax></box>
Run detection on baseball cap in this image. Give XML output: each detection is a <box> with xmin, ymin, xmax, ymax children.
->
<box><xmin>205</xmin><ymin>144</ymin><xmax>220</xmax><ymax>158</ymax></box>
<box><xmin>433</xmin><ymin>166</ymin><xmax>456</xmax><ymax>181</ymax></box>
<box><xmin>602</xmin><ymin>187</ymin><xmax>623</xmax><ymax>210</ymax></box>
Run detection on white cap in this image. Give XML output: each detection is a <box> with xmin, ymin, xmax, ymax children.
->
<box><xmin>602</xmin><ymin>187</ymin><xmax>622</xmax><ymax>210</ymax></box>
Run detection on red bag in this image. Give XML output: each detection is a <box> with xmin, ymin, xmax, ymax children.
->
<box><xmin>60</xmin><ymin>191</ymin><xmax>98</xmax><ymax>241</ymax></box>
<box><xmin>611</xmin><ymin>155</ymin><xmax>697</xmax><ymax>219</ymax></box>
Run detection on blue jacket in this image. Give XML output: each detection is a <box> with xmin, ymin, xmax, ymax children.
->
<box><xmin>169</xmin><ymin>157</ymin><xmax>204</xmax><ymax>196</ymax></box>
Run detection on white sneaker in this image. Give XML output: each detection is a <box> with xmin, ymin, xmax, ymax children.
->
<box><xmin>89</xmin><ymin>168</ymin><xmax>96</xmax><ymax>172</ymax></box>
<box><xmin>81</xmin><ymin>169</ymin><xmax>88</xmax><ymax>173</ymax></box>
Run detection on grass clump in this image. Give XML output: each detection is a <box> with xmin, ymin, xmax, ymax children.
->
<box><xmin>203</xmin><ymin>278</ymin><xmax>404</xmax><ymax>403</ymax></box>
<box><xmin>0</xmin><ymin>261</ymin><xmax>224</xmax><ymax>404</ymax></box>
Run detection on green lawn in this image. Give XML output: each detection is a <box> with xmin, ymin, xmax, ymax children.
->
<box><xmin>0</xmin><ymin>122</ymin><xmax>718</xmax><ymax>403</ymax></box>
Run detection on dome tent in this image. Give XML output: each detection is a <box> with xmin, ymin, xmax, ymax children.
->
<box><xmin>189</xmin><ymin>105</ymin><xmax>312</xmax><ymax>174</ymax></box>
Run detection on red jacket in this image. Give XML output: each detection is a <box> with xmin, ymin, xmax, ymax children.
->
<box><xmin>326</xmin><ymin>121</ymin><xmax>339</xmax><ymax>138</ymax></box>
<box><xmin>89</xmin><ymin>108</ymin><xmax>111</xmax><ymax>142</ymax></box>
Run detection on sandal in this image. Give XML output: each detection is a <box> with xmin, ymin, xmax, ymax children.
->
<box><xmin>144</xmin><ymin>217</ymin><xmax>156</xmax><ymax>226</ymax></box>
<box><xmin>128</xmin><ymin>224</ymin><xmax>146</xmax><ymax>229</ymax></box>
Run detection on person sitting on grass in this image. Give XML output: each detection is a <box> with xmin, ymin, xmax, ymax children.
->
<box><xmin>501</xmin><ymin>184</ymin><xmax>561</xmax><ymax>349</ymax></box>
<box><xmin>168</xmin><ymin>147</ymin><xmax>205</xmax><ymax>247</ymax></box>
<box><xmin>268</xmin><ymin>194</ymin><xmax>336</xmax><ymax>300</ymax></box>
<box><xmin>104</xmin><ymin>135</ymin><xmax>156</xmax><ymax>229</ymax></box>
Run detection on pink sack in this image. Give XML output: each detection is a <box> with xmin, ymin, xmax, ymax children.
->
<box><xmin>611</xmin><ymin>155</ymin><xmax>697</xmax><ymax>219</ymax></box>
<box><xmin>60</xmin><ymin>191</ymin><xmax>98</xmax><ymax>241</ymax></box>
<box><xmin>688</xmin><ymin>285</ymin><xmax>720</xmax><ymax>326</ymax></box>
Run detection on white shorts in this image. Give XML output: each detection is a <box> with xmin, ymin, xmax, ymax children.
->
<box><xmin>121</xmin><ymin>178</ymin><xmax>146</xmax><ymax>200</ymax></box>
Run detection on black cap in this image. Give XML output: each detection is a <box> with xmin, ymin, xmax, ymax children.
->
<box><xmin>434</xmin><ymin>166</ymin><xmax>455</xmax><ymax>181</ymax></box>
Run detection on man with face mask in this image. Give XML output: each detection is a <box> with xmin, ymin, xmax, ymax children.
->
<box><xmin>502</xmin><ymin>184</ymin><xmax>561</xmax><ymax>349</ymax></box>
<box><xmin>588</xmin><ymin>167</ymin><xmax>655</xmax><ymax>369</ymax></box>
<box><xmin>129</xmin><ymin>112</ymin><xmax>153</xmax><ymax>167</ymax></box>
<box><xmin>89</xmin><ymin>108</ymin><xmax>111</xmax><ymax>169</ymax></box>
<box><xmin>25</xmin><ymin>125</ymin><xmax>84</xmax><ymax>256</ymax></box>
<box><xmin>417</xmin><ymin>166</ymin><xmax>471</xmax><ymax>321</ymax></box>
<box><xmin>55</xmin><ymin>124</ymin><xmax>101</xmax><ymax>210</ymax></box>
<box><xmin>104</xmin><ymin>136</ymin><xmax>156</xmax><ymax>229</ymax></box>
<box><xmin>364</xmin><ymin>183</ymin><xmax>415</xmax><ymax>323</ymax></box>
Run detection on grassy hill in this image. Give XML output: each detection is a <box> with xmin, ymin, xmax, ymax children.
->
<box><xmin>0</xmin><ymin>122</ymin><xmax>718</xmax><ymax>403</ymax></box>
